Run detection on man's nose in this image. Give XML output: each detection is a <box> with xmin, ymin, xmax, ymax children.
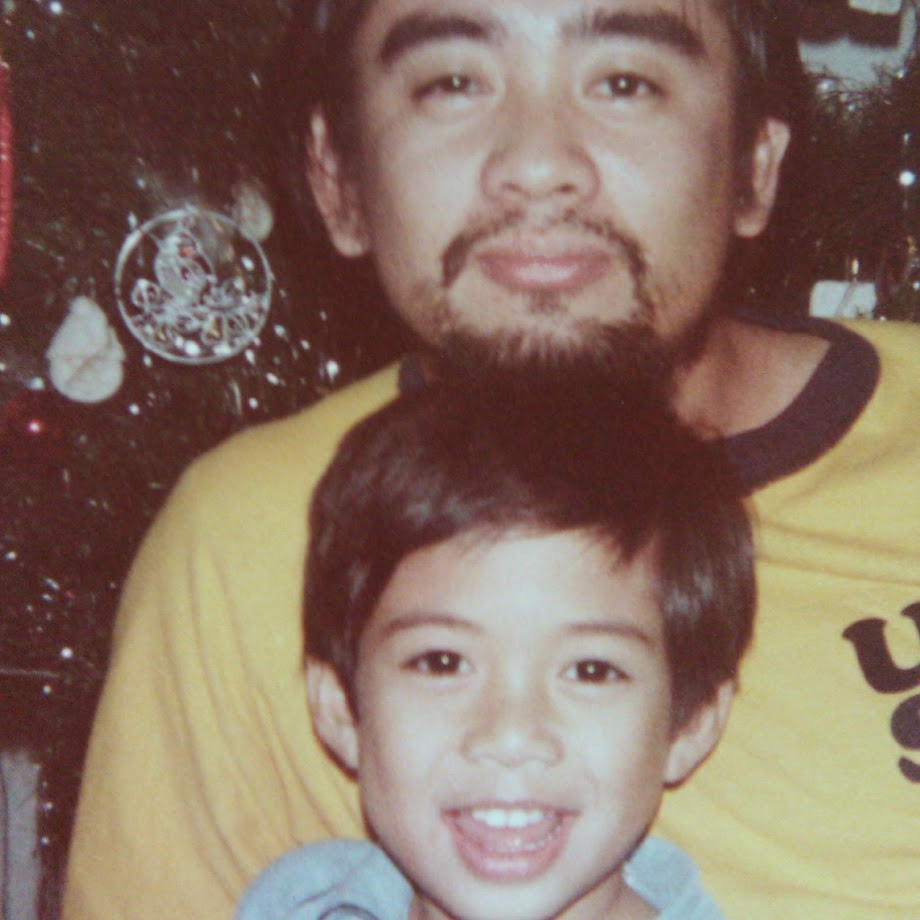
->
<box><xmin>481</xmin><ymin>91</ymin><xmax>599</xmax><ymax>210</ymax></box>
<box><xmin>461</xmin><ymin>680</ymin><xmax>563</xmax><ymax>768</ymax></box>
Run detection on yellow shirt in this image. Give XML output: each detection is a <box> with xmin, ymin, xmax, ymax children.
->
<box><xmin>64</xmin><ymin>321</ymin><xmax>920</xmax><ymax>920</ymax></box>
<box><xmin>657</xmin><ymin>321</ymin><xmax>920</xmax><ymax>918</ymax></box>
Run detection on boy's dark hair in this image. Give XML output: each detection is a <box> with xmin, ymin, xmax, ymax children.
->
<box><xmin>304</xmin><ymin>376</ymin><xmax>755</xmax><ymax>732</ymax></box>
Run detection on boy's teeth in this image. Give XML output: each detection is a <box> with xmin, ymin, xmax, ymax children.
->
<box><xmin>471</xmin><ymin>807</ymin><xmax>546</xmax><ymax>829</ymax></box>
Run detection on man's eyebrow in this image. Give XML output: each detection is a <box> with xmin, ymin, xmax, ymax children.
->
<box><xmin>563</xmin><ymin>9</ymin><xmax>706</xmax><ymax>58</ymax></box>
<box><xmin>378</xmin><ymin>12</ymin><xmax>506</xmax><ymax>67</ymax></box>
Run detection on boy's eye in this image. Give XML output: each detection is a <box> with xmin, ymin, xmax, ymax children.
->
<box><xmin>591</xmin><ymin>71</ymin><xmax>659</xmax><ymax>100</ymax></box>
<box><xmin>404</xmin><ymin>650</ymin><xmax>470</xmax><ymax>676</ymax></box>
<box><xmin>564</xmin><ymin>659</ymin><xmax>624</xmax><ymax>683</ymax></box>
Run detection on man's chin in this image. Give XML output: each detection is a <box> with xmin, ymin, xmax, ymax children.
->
<box><xmin>433</xmin><ymin>319</ymin><xmax>678</xmax><ymax>405</ymax></box>
<box><xmin>441</xmin><ymin>318</ymin><xmax>605</xmax><ymax>367</ymax></box>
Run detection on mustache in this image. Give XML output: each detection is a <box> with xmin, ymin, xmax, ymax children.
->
<box><xmin>441</xmin><ymin>210</ymin><xmax>649</xmax><ymax>289</ymax></box>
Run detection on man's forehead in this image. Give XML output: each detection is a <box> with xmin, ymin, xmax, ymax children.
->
<box><xmin>353</xmin><ymin>0</ymin><xmax>731</xmax><ymax>58</ymax></box>
<box><xmin>352</xmin><ymin>0</ymin><xmax>728</xmax><ymax>28</ymax></box>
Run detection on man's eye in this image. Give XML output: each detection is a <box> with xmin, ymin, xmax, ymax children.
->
<box><xmin>564</xmin><ymin>659</ymin><xmax>624</xmax><ymax>683</ymax></box>
<box><xmin>404</xmin><ymin>650</ymin><xmax>469</xmax><ymax>675</ymax></box>
<box><xmin>414</xmin><ymin>73</ymin><xmax>478</xmax><ymax>100</ymax></box>
<box><xmin>594</xmin><ymin>72</ymin><xmax>658</xmax><ymax>100</ymax></box>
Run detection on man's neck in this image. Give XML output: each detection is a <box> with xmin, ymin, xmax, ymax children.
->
<box><xmin>414</xmin><ymin>316</ymin><xmax>830</xmax><ymax>441</ymax></box>
<box><xmin>672</xmin><ymin>315</ymin><xmax>830</xmax><ymax>439</ymax></box>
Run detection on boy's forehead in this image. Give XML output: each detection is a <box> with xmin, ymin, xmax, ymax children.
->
<box><xmin>367</xmin><ymin>526</ymin><xmax>664</xmax><ymax>634</ymax></box>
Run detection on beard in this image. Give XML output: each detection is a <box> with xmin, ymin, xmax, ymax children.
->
<box><xmin>415</xmin><ymin>210</ymin><xmax>716</xmax><ymax>407</ymax></box>
<box><xmin>434</xmin><ymin>319</ymin><xmax>676</xmax><ymax>409</ymax></box>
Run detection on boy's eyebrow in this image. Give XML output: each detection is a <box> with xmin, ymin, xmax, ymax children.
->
<box><xmin>378</xmin><ymin>11</ymin><xmax>506</xmax><ymax>67</ymax></box>
<box><xmin>376</xmin><ymin>611</ymin><xmax>483</xmax><ymax>638</ymax></box>
<box><xmin>562</xmin><ymin>8</ymin><xmax>706</xmax><ymax>59</ymax></box>
<box><xmin>567</xmin><ymin>620</ymin><xmax>658</xmax><ymax>647</ymax></box>
<box><xmin>377</xmin><ymin>614</ymin><xmax>657</xmax><ymax>646</ymax></box>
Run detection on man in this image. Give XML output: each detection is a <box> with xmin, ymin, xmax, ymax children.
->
<box><xmin>64</xmin><ymin>1</ymin><xmax>920</xmax><ymax>918</ymax></box>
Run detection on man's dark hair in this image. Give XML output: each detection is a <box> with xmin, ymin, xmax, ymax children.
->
<box><xmin>269</xmin><ymin>0</ymin><xmax>810</xmax><ymax>231</ymax></box>
<box><xmin>304</xmin><ymin>376</ymin><xmax>755</xmax><ymax>732</ymax></box>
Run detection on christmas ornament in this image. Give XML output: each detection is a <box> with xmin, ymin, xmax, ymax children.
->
<box><xmin>114</xmin><ymin>206</ymin><xmax>272</xmax><ymax>365</ymax></box>
<box><xmin>848</xmin><ymin>0</ymin><xmax>903</xmax><ymax>13</ymax></box>
<box><xmin>230</xmin><ymin>177</ymin><xmax>274</xmax><ymax>243</ymax></box>
<box><xmin>46</xmin><ymin>296</ymin><xmax>125</xmax><ymax>404</ymax></box>
<box><xmin>810</xmin><ymin>279</ymin><xmax>877</xmax><ymax>319</ymax></box>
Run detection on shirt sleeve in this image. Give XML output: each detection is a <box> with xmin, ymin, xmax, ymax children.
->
<box><xmin>62</xmin><ymin>369</ymin><xmax>400</xmax><ymax>920</ymax></box>
<box><xmin>235</xmin><ymin>840</ymin><xmax>412</xmax><ymax>920</ymax></box>
<box><xmin>625</xmin><ymin>837</ymin><xmax>725</xmax><ymax>920</ymax></box>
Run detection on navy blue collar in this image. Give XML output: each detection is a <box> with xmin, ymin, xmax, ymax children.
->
<box><xmin>721</xmin><ymin>315</ymin><xmax>878</xmax><ymax>493</ymax></box>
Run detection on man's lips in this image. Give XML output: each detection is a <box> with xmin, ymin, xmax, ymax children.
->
<box><xmin>476</xmin><ymin>244</ymin><xmax>612</xmax><ymax>293</ymax></box>
<box><xmin>444</xmin><ymin>803</ymin><xmax>575</xmax><ymax>880</ymax></box>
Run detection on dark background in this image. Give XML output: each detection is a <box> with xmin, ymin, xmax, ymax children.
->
<box><xmin>0</xmin><ymin>1</ymin><xmax>401</xmax><ymax>911</ymax></box>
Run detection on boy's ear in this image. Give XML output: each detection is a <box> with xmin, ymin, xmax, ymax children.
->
<box><xmin>306</xmin><ymin>659</ymin><xmax>360</xmax><ymax>773</ymax></box>
<box><xmin>733</xmin><ymin>116</ymin><xmax>792</xmax><ymax>239</ymax></box>
<box><xmin>305</xmin><ymin>108</ymin><xmax>370</xmax><ymax>258</ymax></box>
<box><xmin>664</xmin><ymin>681</ymin><xmax>735</xmax><ymax>787</ymax></box>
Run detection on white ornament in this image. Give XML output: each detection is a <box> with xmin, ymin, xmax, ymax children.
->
<box><xmin>46</xmin><ymin>296</ymin><xmax>126</xmax><ymax>403</ymax></box>
<box><xmin>230</xmin><ymin>178</ymin><xmax>274</xmax><ymax>243</ymax></box>
<box><xmin>809</xmin><ymin>280</ymin><xmax>877</xmax><ymax>319</ymax></box>
<box><xmin>114</xmin><ymin>206</ymin><xmax>272</xmax><ymax>365</ymax></box>
<box><xmin>848</xmin><ymin>0</ymin><xmax>902</xmax><ymax>13</ymax></box>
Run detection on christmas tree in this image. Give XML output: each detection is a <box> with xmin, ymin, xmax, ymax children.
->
<box><xmin>1</xmin><ymin>1</ymin><xmax>399</xmax><ymax>911</ymax></box>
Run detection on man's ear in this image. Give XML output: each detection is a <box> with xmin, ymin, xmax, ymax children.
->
<box><xmin>733</xmin><ymin>117</ymin><xmax>792</xmax><ymax>239</ymax></box>
<box><xmin>306</xmin><ymin>108</ymin><xmax>370</xmax><ymax>258</ymax></box>
<box><xmin>306</xmin><ymin>659</ymin><xmax>360</xmax><ymax>773</ymax></box>
<box><xmin>664</xmin><ymin>681</ymin><xmax>735</xmax><ymax>787</ymax></box>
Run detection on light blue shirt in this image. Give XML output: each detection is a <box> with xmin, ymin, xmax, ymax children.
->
<box><xmin>236</xmin><ymin>837</ymin><xmax>724</xmax><ymax>919</ymax></box>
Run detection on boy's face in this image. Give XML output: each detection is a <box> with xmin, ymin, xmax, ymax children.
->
<box><xmin>310</xmin><ymin>529</ymin><xmax>729</xmax><ymax>920</ymax></box>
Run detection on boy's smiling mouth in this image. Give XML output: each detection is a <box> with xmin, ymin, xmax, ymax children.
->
<box><xmin>470</xmin><ymin>806</ymin><xmax>553</xmax><ymax>830</ymax></box>
<box><xmin>444</xmin><ymin>803</ymin><xmax>576</xmax><ymax>880</ymax></box>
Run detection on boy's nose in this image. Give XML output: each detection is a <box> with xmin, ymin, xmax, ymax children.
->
<box><xmin>480</xmin><ymin>93</ymin><xmax>599</xmax><ymax>211</ymax></box>
<box><xmin>461</xmin><ymin>683</ymin><xmax>563</xmax><ymax>768</ymax></box>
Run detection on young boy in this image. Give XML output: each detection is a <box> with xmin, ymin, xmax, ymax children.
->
<box><xmin>236</xmin><ymin>377</ymin><xmax>755</xmax><ymax>920</ymax></box>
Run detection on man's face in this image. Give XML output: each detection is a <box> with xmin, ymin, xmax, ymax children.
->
<box><xmin>311</xmin><ymin>0</ymin><xmax>788</xmax><ymax>365</ymax></box>
<box><xmin>310</xmin><ymin>530</ymin><xmax>724</xmax><ymax>920</ymax></box>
